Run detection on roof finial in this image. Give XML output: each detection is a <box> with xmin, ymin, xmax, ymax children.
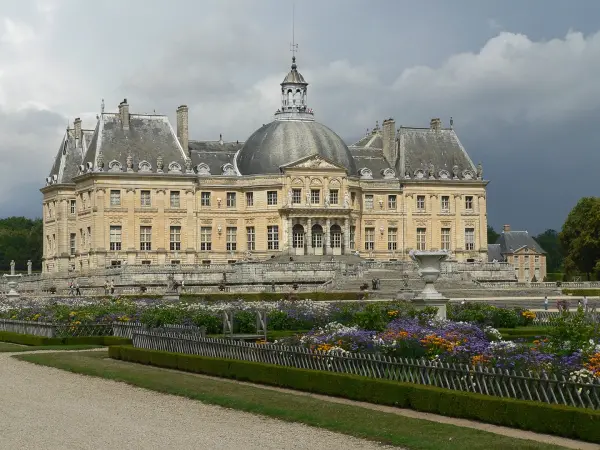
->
<box><xmin>290</xmin><ymin>2</ymin><xmax>298</xmax><ymax>69</ymax></box>
<box><xmin>450</xmin><ymin>116</ymin><xmax>454</xmax><ymax>129</ymax></box>
<box><xmin>101</xmin><ymin>98</ymin><xmax>105</xmax><ymax>114</ymax></box>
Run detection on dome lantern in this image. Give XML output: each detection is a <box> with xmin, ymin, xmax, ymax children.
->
<box><xmin>276</xmin><ymin>57</ymin><xmax>313</xmax><ymax>121</ymax></box>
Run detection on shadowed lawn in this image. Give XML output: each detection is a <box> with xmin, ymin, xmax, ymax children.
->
<box><xmin>16</xmin><ymin>350</ymin><xmax>568</xmax><ymax>450</ymax></box>
<box><xmin>0</xmin><ymin>343</ymin><xmax>102</xmax><ymax>352</ymax></box>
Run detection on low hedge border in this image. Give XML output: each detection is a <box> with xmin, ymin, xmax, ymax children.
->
<box><xmin>109</xmin><ymin>345</ymin><xmax>600</xmax><ymax>444</ymax></box>
<box><xmin>562</xmin><ymin>289</ymin><xmax>600</xmax><ymax>297</ymax></box>
<box><xmin>0</xmin><ymin>331</ymin><xmax>131</xmax><ymax>347</ymax></box>
<box><xmin>177</xmin><ymin>292</ymin><xmax>367</xmax><ymax>302</ymax></box>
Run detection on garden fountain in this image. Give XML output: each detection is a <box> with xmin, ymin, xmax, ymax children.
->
<box><xmin>409</xmin><ymin>250</ymin><xmax>450</xmax><ymax>319</ymax></box>
<box><xmin>3</xmin><ymin>260</ymin><xmax>22</xmax><ymax>300</ymax></box>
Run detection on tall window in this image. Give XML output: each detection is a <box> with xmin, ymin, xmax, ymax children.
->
<box><xmin>201</xmin><ymin>192</ymin><xmax>211</xmax><ymax>207</ymax></box>
<box><xmin>110</xmin><ymin>190</ymin><xmax>121</xmax><ymax>206</ymax></box>
<box><xmin>226</xmin><ymin>192</ymin><xmax>236</xmax><ymax>207</ymax></box>
<box><xmin>349</xmin><ymin>226</ymin><xmax>356</xmax><ymax>249</ymax></box>
<box><xmin>70</xmin><ymin>199</ymin><xmax>76</xmax><ymax>214</ymax></box>
<box><xmin>465</xmin><ymin>228</ymin><xmax>475</xmax><ymax>251</ymax></box>
<box><xmin>514</xmin><ymin>256</ymin><xmax>519</xmax><ymax>265</ymax></box>
<box><xmin>169</xmin><ymin>226</ymin><xmax>181</xmax><ymax>251</ymax></box>
<box><xmin>364</xmin><ymin>228</ymin><xmax>375</xmax><ymax>250</ymax></box>
<box><xmin>246</xmin><ymin>226</ymin><xmax>255</xmax><ymax>251</ymax></box>
<box><xmin>140</xmin><ymin>190</ymin><xmax>151</xmax><ymax>207</ymax></box>
<box><xmin>441</xmin><ymin>228</ymin><xmax>451</xmax><ymax>251</ymax></box>
<box><xmin>441</xmin><ymin>196</ymin><xmax>450</xmax><ymax>212</ymax></box>
<box><xmin>140</xmin><ymin>226</ymin><xmax>152</xmax><ymax>251</ymax></box>
<box><xmin>416</xmin><ymin>228</ymin><xmax>426</xmax><ymax>251</ymax></box>
<box><xmin>200</xmin><ymin>227</ymin><xmax>212</xmax><ymax>251</ymax></box>
<box><xmin>267</xmin><ymin>225</ymin><xmax>279</xmax><ymax>250</ymax></box>
<box><xmin>351</xmin><ymin>192</ymin><xmax>356</xmax><ymax>206</ymax></box>
<box><xmin>69</xmin><ymin>233</ymin><xmax>76</xmax><ymax>255</ymax></box>
<box><xmin>416</xmin><ymin>195</ymin><xmax>425</xmax><ymax>211</ymax></box>
<box><xmin>109</xmin><ymin>226</ymin><xmax>122</xmax><ymax>251</ymax></box>
<box><xmin>329</xmin><ymin>189</ymin><xmax>339</xmax><ymax>205</ymax></box>
<box><xmin>387</xmin><ymin>228</ymin><xmax>397</xmax><ymax>251</ymax></box>
<box><xmin>267</xmin><ymin>191</ymin><xmax>278</xmax><ymax>206</ymax></box>
<box><xmin>535</xmin><ymin>255</ymin><xmax>540</xmax><ymax>265</ymax></box>
<box><xmin>310</xmin><ymin>189</ymin><xmax>320</xmax><ymax>204</ymax></box>
<box><xmin>364</xmin><ymin>195</ymin><xmax>374</xmax><ymax>210</ymax></box>
<box><xmin>226</xmin><ymin>227</ymin><xmax>237</xmax><ymax>251</ymax></box>
<box><xmin>388</xmin><ymin>195</ymin><xmax>397</xmax><ymax>210</ymax></box>
<box><xmin>465</xmin><ymin>196</ymin><xmax>474</xmax><ymax>210</ymax></box>
<box><xmin>292</xmin><ymin>189</ymin><xmax>302</xmax><ymax>204</ymax></box>
<box><xmin>170</xmin><ymin>191</ymin><xmax>180</xmax><ymax>208</ymax></box>
<box><xmin>246</xmin><ymin>192</ymin><xmax>254</xmax><ymax>207</ymax></box>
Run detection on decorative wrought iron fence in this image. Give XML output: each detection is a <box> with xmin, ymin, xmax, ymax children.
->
<box><xmin>132</xmin><ymin>330</ymin><xmax>600</xmax><ymax>410</ymax></box>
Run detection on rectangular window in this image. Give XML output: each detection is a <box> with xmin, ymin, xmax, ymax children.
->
<box><xmin>292</xmin><ymin>188</ymin><xmax>302</xmax><ymax>204</ymax></box>
<box><xmin>201</xmin><ymin>192</ymin><xmax>211</xmax><ymax>207</ymax></box>
<box><xmin>246</xmin><ymin>192</ymin><xmax>254</xmax><ymax>207</ymax></box>
<box><xmin>110</xmin><ymin>190</ymin><xmax>121</xmax><ymax>207</ymax></box>
<box><xmin>140</xmin><ymin>190</ymin><xmax>151</xmax><ymax>207</ymax></box>
<box><xmin>111</xmin><ymin>260</ymin><xmax>121</xmax><ymax>267</ymax></box>
<box><xmin>329</xmin><ymin>189</ymin><xmax>339</xmax><ymax>205</ymax></box>
<box><xmin>465</xmin><ymin>228</ymin><xmax>475</xmax><ymax>251</ymax></box>
<box><xmin>416</xmin><ymin>195</ymin><xmax>425</xmax><ymax>211</ymax></box>
<box><xmin>364</xmin><ymin>227</ymin><xmax>375</xmax><ymax>251</ymax></box>
<box><xmin>201</xmin><ymin>260</ymin><xmax>211</xmax><ymax>267</ymax></box>
<box><xmin>351</xmin><ymin>192</ymin><xmax>356</xmax><ymax>206</ymax></box>
<box><xmin>465</xmin><ymin>195</ymin><xmax>474</xmax><ymax>210</ymax></box>
<box><xmin>441</xmin><ymin>228</ymin><xmax>451</xmax><ymax>251</ymax></box>
<box><xmin>365</xmin><ymin>194</ymin><xmax>374</xmax><ymax>210</ymax></box>
<box><xmin>141</xmin><ymin>260</ymin><xmax>151</xmax><ymax>265</ymax></box>
<box><xmin>514</xmin><ymin>256</ymin><xmax>519</xmax><ymax>265</ymax></box>
<box><xmin>170</xmin><ymin>191</ymin><xmax>180</xmax><ymax>208</ymax></box>
<box><xmin>226</xmin><ymin>192</ymin><xmax>236</xmax><ymax>208</ymax></box>
<box><xmin>267</xmin><ymin>225</ymin><xmax>279</xmax><ymax>250</ymax></box>
<box><xmin>267</xmin><ymin>191</ymin><xmax>278</xmax><ymax>206</ymax></box>
<box><xmin>226</xmin><ymin>227</ymin><xmax>237</xmax><ymax>251</ymax></box>
<box><xmin>169</xmin><ymin>226</ymin><xmax>181</xmax><ymax>251</ymax></box>
<box><xmin>310</xmin><ymin>189</ymin><xmax>320</xmax><ymax>204</ymax></box>
<box><xmin>388</xmin><ymin>195</ymin><xmax>396</xmax><ymax>210</ymax></box>
<box><xmin>416</xmin><ymin>228</ymin><xmax>426</xmax><ymax>251</ymax></box>
<box><xmin>535</xmin><ymin>255</ymin><xmax>540</xmax><ymax>265</ymax></box>
<box><xmin>109</xmin><ymin>226</ymin><xmax>122</xmax><ymax>251</ymax></box>
<box><xmin>200</xmin><ymin>227</ymin><xmax>212</xmax><ymax>251</ymax></box>
<box><xmin>140</xmin><ymin>226</ymin><xmax>152</xmax><ymax>251</ymax></box>
<box><xmin>350</xmin><ymin>226</ymin><xmax>356</xmax><ymax>249</ymax></box>
<box><xmin>246</xmin><ymin>226</ymin><xmax>255</xmax><ymax>251</ymax></box>
<box><xmin>524</xmin><ymin>255</ymin><xmax>529</xmax><ymax>263</ymax></box>
<box><xmin>387</xmin><ymin>228</ymin><xmax>397</xmax><ymax>251</ymax></box>
<box><xmin>70</xmin><ymin>233</ymin><xmax>76</xmax><ymax>255</ymax></box>
<box><xmin>441</xmin><ymin>195</ymin><xmax>450</xmax><ymax>212</ymax></box>
<box><xmin>70</xmin><ymin>199</ymin><xmax>76</xmax><ymax>214</ymax></box>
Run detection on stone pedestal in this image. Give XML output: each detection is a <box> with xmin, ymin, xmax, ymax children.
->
<box><xmin>3</xmin><ymin>274</ymin><xmax>22</xmax><ymax>300</ymax></box>
<box><xmin>409</xmin><ymin>250</ymin><xmax>450</xmax><ymax>319</ymax></box>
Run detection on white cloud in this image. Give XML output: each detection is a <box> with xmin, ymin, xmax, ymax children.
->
<box><xmin>0</xmin><ymin>17</ymin><xmax>35</xmax><ymax>46</ymax></box>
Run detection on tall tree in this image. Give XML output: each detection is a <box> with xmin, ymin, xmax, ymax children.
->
<box><xmin>559</xmin><ymin>197</ymin><xmax>600</xmax><ymax>279</ymax></box>
<box><xmin>533</xmin><ymin>229</ymin><xmax>563</xmax><ymax>273</ymax></box>
<box><xmin>487</xmin><ymin>225</ymin><xmax>500</xmax><ymax>245</ymax></box>
<box><xmin>0</xmin><ymin>217</ymin><xmax>43</xmax><ymax>271</ymax></box>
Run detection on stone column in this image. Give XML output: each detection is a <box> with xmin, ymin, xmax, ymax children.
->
<box><xmin>343</xmin><ymin>218</ymin><xmax>350</xmax><ymax>254</ymax></box>
<box><xmin>306</xmin><ymin>218</ymin><xmax>312</xmax><ymax>255</ymax></box>
<box><xmin>325</xmin><ymin>218</ymin><xmax>331</xmax><ymax>255</ymax></box>
<box><xmin>288</xmin><ymin>217</ymin><xmax>294</xmax><ymax>253</ymax></box>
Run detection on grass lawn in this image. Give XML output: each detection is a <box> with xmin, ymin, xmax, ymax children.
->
<box><xmin>0</xmin><ymin>343</ymin><xmax>102</xmax><ymax>352</ymax></box>
<box><xmin>16</xmin><ymin>350</ymin><xmax>566</xmax><ymax>450</ymax></box>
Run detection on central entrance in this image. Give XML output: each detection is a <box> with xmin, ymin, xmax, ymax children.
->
<box><xmin>292</xmin><ymin>224</ymin><xmax>305</xmax><ymax>256</ymax></box>
<box><xmin>312</xmin><ymin>224</ymin><xmax>324</xmax><ymax>255</ymax></box>
<box><xmin>330</xmin><ymin>224</ymin><xmax>342</xmax><ymax>255</ymax></box>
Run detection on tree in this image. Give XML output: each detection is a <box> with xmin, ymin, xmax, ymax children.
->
<box><xmin>559</xmin><ymin>197</ymin><xmax>600</xmax><ymax>280</ymax></box>
<box><xmin>533</xmin><ymin>229</ymin><xmax>564</xmax><ymax>273</ymax></box>
<box><xmin>487</xmin><ymin>225</ymin><xmax>500</xmax><ymax>245</ymax></box>
<box><xmin>0</xmin><ymin>217</ymin><xmax>43</xmax><ymax>271</ymax></box>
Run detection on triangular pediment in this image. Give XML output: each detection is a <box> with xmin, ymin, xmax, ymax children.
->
<box><xmin>280</xmin><ymin>154</ymin><xmax>345</xmax><ymax>171</ymax></box>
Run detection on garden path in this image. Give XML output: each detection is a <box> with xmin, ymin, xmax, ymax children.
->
<box><xmin>0</xmin><ymin>351</ymin><xmax>398</xmax><ymax>450</ymax></box>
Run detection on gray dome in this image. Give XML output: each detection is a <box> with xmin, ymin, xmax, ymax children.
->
<box><xmin>236</xmin><ymin>120</ymin><xmax>357</xmax><ymax>176</ymax></box>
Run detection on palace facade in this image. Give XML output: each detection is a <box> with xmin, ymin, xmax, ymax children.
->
<box><xmin>42</xmin><ymin>57</ymin><xmax>488</xmax><ymax>273</ymax></box>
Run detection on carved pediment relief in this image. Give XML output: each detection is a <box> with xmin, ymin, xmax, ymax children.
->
<box><xmin>291</xmin><ymin>177</ymin><xmax>304</xmax><ymax>185</ymax></box>
<box><xmin>283</xmin><ymin>154</ymin><xmax>344</xmax><ymax>171</ymax></box>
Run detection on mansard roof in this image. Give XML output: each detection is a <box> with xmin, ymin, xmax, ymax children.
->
<box><xmin>349</xmin><ymin>148</ymin><xmax>394</xmax><ymax>180</ymax></box>
<box><xmin>495</xmin><ymin>231</ymin><xmax>546</xmax><ymax>255</ymax></box>
<box><xmin>48</xmin><ymin>127</ymin><xmax>94</xmax><ymax>184</ymax></box>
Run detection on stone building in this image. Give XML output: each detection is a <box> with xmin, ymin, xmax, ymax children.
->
<box><xmin>488</xmin><ymin>224</ymin><xmax>547</xmax><ymax>282</ymax></box>
<box><xmin>42</xmin><ymin>57</ymin><xmax>488</xmax><ymax>273</ymax></box>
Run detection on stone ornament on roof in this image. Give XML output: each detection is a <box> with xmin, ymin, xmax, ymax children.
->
<box><xmin>168</xmin><ymin>162</ymin><xmax>182</xmax><ymax>174</ymax></box>
<box><xmin>477</xmin><ymin>162</ymin><xmax>483</xmax><ymax>180</ymax></box>
<box><xmin>462</xmin><ymin>169</ymin><xmax>474</xmax><ymax>180</ymax></box>
<box><xmin>138</xmin><ymin>161</ymin><xmax>152</xmax><ymax>173</ymax></box>
<box><xmin>185</xmin><ymin>158</ymin><xmax>193</xmax><ymax>174</ymax></box>
<box><xmin>108</xmin><ymin>160</ymin><xmax>122</xmax><ymax>172</ymax></box>
<box><xmin>96</xmin><ymin>151</ymin><xmax>104</xmax><ymax>172</ymax></box>
<box><xmin>438</xmin><ymin>170</ymin><xmax>450</xmax><ymax>179</ymax></box>
<box><xmin>156</xmin><ymin>156</ymin><xmax>164</xmax><ymax>173</ymax></box>
<box><xmin>126</xmin><ymin>155</ymin><xmax>134</xmax><ymax>172</ymax></box>
<box><xmin>382</xmin><ymin>168</ymin><xmax>396</xmax><ymax>179</ymax></box>
<box><xmin>196</xmin><ymin>163</ymin><xmax>211</xmax><ymax>175</ymax></box>
<box><xmin>404</xmin><ymin>165</ymin><xmax>411</xmax><ymax>179</ymax></box>
<box><xmin>221</xmin><ymin>163</ymin><xmax>236</xmax><ymax>176</ymax></box>
<box><xmin>452</xmin><ymin>165</ymin><xmax>460</xmax><ymax>179</ymax></box>
<box><xmin>428</xmin><ymin>163</ymin><xmax>435</xmax><ymax>179</ymax></box>
<box><xmin>414</xmin><ymin>169</ymin><xmax>425</xmax><ymax>179</ymax></box>
<box><xmin>359</xmin><ymin>168</ymin><xmax>373</xmax><ymax>179</ymax></box>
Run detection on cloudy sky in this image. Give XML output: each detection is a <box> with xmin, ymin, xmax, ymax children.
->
<box><xmin>1</xmin><ymin>0</ymin><xmax>599</xmax><ymax>234</ymax></box>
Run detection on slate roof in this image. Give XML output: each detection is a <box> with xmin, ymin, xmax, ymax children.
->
<box><xmin>188</xmin><ymin>140</ymin><xmax>243</xmax><ymax>153</ymax></box>
<box><xmin>83</xmin><ymin>113</ymin><xmax>188</xmax><ymax>172</ymax></box>
<box><xmin>48</xmin><ymin>128</ymin><xmax>95</xmax><ymax>184</ymax></box>
<box><xmin>350</xmin><ymin>148</ymin><xmax>394</xmax><ymax>179</ymax></box>
<box><xmin>495</xmin><ymin>231</ymin><xmax>546</xmax><ymax>255</ymax></box>
<box><xmin>487</xmin><ymin>244</ymin><xmax>503</xmax><ymax>262</ymax></box>
<box><xmin>352</xmin><ymin>131</ymin><xmax>383</xmax><ymax>150</ymax></box>
<box><xmin>281</xmin><ymin>57</ymin><xmax>307</xmax><ymax>85</ymax></box>
<box><xmin>189</xmin><ymin>149</ymin><xmax>237</xmax><ymax>175</ymax></box>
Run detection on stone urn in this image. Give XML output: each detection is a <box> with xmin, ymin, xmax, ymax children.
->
<box><xmin>409</xmin><ymin>250</ymin><xmax>449</xmax><ymax>318</ymax></box>
<box><xmin>3</xmin><ymin>273</ymin><xmax>22</xmax><ymax>300</ymax></box>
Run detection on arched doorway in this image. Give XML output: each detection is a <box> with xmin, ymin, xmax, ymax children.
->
<box><xmin>330</xmin><ymin>224</ymin><xmax>342</xmax><ymax>256</ymax></box>
<box><xmin>292</xmin><ymin>224</ymin><xmax>305</xmax><ymax>256</ymax></box>
<box><xmin>312</xmin><ymin>224</ymin><xmax>324</xmax><ymax>255</ymax></box>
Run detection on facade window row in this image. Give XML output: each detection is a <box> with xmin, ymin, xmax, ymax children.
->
<box><xmin>362</xmin><ymin>227</ymin><xmax>476</xmax><ymax>252</ymax></box>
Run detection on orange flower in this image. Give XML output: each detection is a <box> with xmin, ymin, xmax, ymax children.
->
<box><xmin>471</xmin><ymin>354</ymin><xmax>489</xmax><ymax>366</ymax></box>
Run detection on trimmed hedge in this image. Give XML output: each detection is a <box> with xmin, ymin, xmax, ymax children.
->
<box><xmin>109</xmin><ymin>345</ymin><xmax>600</xmax><ymax>443</ymax></box>
<box><xmin>563</xmin><ymin>289</ymin><xmax>600</xmax><ymax>297</ymax></box>
<box><xmin>0</xmin><ymin>331</ymin><xmax>131</xmax><ymax>347</ymax></box>
<box><xmin>177</xmin><ymin>292</ymin><xmax>366</xmax><ymax>302</ymax></box>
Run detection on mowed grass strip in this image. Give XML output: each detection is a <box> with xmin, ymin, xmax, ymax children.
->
<box><xmin>0</xmin><ymin>343</ymin><xmax>102</xmax><ymax>352</ymax></box>
<box><xmin>15</xmin><ymin>350</ymin><xmax>566</xmax><ymax>450</ymax></box>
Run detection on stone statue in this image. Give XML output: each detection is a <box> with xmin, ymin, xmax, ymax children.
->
<box><xmin>185</xmin><ymin>158</ymin><xmax>193</xmax><ymax>173</ymax></box>
<box><xmin>428</xmin><ymin>163</ymin><xmax>435</xmax><ymax>179</ymax></box>
<box><xmin>324</xmin><ymin>189</ymin><xmax>330</xmax><ymax>207</ymax></box>
<box><xmin>126</xmin><ymin>154</ymin><xmax>134</xmax><ymax>172</ymax></box>
<box><xmin>10</xmin><ymin>260</ymin><xmax>15</xmax><ymax>276</ymax></box>
<box><xmin>343</xmin><ymin>191</ymin><xmax>350</xmax><ymax>208</ymax></box>
<box><xmin>452</xmin><ymin>165</ymin><xmax>460</xmax><ymax>179</ymax></box>
<box><xmin>27</xmin><ymin>260</ymin><xmax>32</xmax><ymax>275</ymax></box>
<box><xmin>288</xmin><ymin>188</ymin><xmax>293</xmax><ymax>206</ymax></box>
<box><xmin>96</xmin><ymin>151</ymin><xmax>104</xmax><ymax>171</ymax></box>
<box><xmin>306</xmin><ymin>191</ymin><xmax>310</xmax><ymax>205</ymax></box>
<box><xmin>156</xmin><ymin>156</ymin><xmax>164</xmax><ymax>172</ymax></box>
<box><xmin>404</xmin><ymin>165</ymin><xmax>411</xmax><ymax>179</ymax></box>
<box><xmin>477</xmin><ymin>162</ymin><xmax>483</xmax><ymax>180</ymax></box>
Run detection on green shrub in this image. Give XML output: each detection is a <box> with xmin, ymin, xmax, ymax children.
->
<box><xmin>109</xmin><ymin>346</ymin><xmax>600</xmax><ymax>443</ymax></box>
<box><xmin>563</xmin><ymin>289</ymin><xmax>600</xmax><ymax>296</ymax></box>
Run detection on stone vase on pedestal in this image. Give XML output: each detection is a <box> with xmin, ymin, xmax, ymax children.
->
<box><xmin>3</xmin><ymin>274</ymin><xmax>22</xmax><ymax>300</ymax></box>
<box><xmin>409</xmin><ymin>250</ymin><xmax>449</xmax><ymax>319</ymax></box>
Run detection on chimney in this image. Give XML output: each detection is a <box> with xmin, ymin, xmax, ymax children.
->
<box><xmin>118</xmin><ymin>98</ymin><xmax>129</xmax><ymax>129</ymax></box>
<box><xmin>176</xmin><ymin>105</ymin><xmax>189</xmax><ymax>154</ymax></box>
<box><xmin>503</xmin><ymin>224</ymin><xmax>511</xmax><ymax>233</ymax></box>
<box><xmin>382</xmin><ymin>118</ymin><xmax>396</xmax><ymax>165</ymax></box>
<box><xmin>74</xmin><ymin>117</ymin><xmax>82</xmax><ymax>147</ymax></box>
<box><xmin>430</xmin><ymin>118</ymin><xmax>441</xmax><ymax>130</ymax></box>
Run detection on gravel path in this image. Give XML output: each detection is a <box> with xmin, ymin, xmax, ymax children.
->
<box><xmin>0</xmin><ymin>352</ymin><xmax>397</xmax><ymax>450</ymax></box>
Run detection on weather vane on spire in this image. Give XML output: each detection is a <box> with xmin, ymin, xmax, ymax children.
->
<box><xmin>290</xmin><ymin>2</ymin><xmax>298</xmax><ymax>59</ymax></box>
